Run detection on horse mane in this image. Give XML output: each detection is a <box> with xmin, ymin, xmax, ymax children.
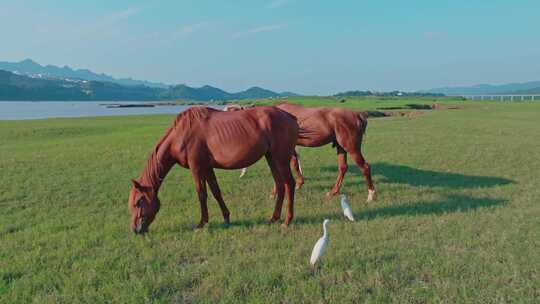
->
<box><xmin>173</xmin><ymin>106</ymin><xmax>216</xmax><ymax>129</ymax></box>
<box><xmin>140</xmin><ymin>107</ymin><xmax>216</xmax><ymax>188</ymax></box>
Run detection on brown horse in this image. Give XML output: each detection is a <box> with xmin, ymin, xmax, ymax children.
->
<box><xmin>276</xmin><ymin>102</ymin><xmax>376</xmax><ymax>202</ymax></box>
<box><xmin>128</xmin><ymin>106</ymin><xmax>299</xmax><ymax>234</ymax></box>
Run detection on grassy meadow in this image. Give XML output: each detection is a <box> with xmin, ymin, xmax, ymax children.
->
<box><xmin>1</xmin><ymin>97</ymin><xmax>539</xmax><ymax>303</ymax></box>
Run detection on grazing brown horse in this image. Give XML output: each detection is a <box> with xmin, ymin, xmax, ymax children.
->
<box><xmin>276</xmin><ymin>102</ymin><xmax>376</xmax><ymax>202</ymax></box>
<box><xmin>128</xmin><ymin>106</ymin><xmax>299</xmax><ymax>234</ymax></box>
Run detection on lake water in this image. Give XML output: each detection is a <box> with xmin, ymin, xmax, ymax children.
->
<box><xmin>0</xmin><ymin>101</ymin><xmax>223</xmax><ymax>120</ymax></box>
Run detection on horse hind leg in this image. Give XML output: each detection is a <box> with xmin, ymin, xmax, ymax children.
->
<box><xmin>207</xmin><ymin>168</ymin><xmax>230</xmax><ymax>227</ymax></box>
<box><xmin>277</xmin><ymin>161</ymin><xmax>295</xmax><ymax>226</ymax></box>
<box><xmin>349</xmin><ymin>151</ymin><xmax>376</xmax><ymax>203</ymax></box>
<box><xmin>265</xmin><ymin>153</ymin><xmax>285</xmax><ymax>223</ymax></box>
<box><xmin>335</xmin><ymin>124</ymin><xmax>376</xmax><ymax>203</ymax></box>
<box><xmin>327</xmin><ymin>144</ymin><xmax>348</xmax><ymax>197</ymax></box>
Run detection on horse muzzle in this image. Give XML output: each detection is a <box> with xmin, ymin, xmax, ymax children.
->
<box><xmin>132</xmin><ymin>223</ymin><xmax>148</xmax><ymax>235</ymax></box>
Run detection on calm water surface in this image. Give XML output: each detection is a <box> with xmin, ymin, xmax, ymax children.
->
<box><xmin>0</xmin><ymin>101</ymin><xmax>223</xmax><ymax>120</ymax></box>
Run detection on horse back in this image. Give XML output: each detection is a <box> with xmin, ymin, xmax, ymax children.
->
<box><xmin>204</xmin><ymin>106</ymin><xmax>298</xmax><ymax>168</ymax></box>
<box><xmin>276</xmin><ymin>102</ymin><xmax>367</xmax><ymax>146</ymax></box>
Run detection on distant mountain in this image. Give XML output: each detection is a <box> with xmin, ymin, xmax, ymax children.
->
<box><xmin>235</xmin><ymin>86</ymin><xmax>281</xmax><ymax>99</ymax></box>
<box><xmin>160</xmin><ymin>84</ymin><xmax>232</xmax><ymax>101</ymax></box>
<box><xmin>334</xmin><ymin>90</ymin><xmax>443</xmax><ymax>97</ymax></box>
<box><xmin>510</xmin><ymin>87</ymin><xmax>540</xmax><ymax>94</ymax></box>
<box><xmin>424</xmin><ymin>81</ymin><xmax>540</xmax><ymax>95</ymax></box>
<box><xmin>279</xmin><ymin>91</ymin><xmax>300</xmax><ymax>97</ymax></box>
<box><xmin>334</xmin><ymin>90</ymin><xmax>372</xmax><ymax>97</ymax></box>
<box><xmin>0</xmin><ymin>69</ymin><xmax>293</xmax><ymax>101</ymax></box>
<box><xmin>0</xmin><ymin>59</ymin><xmax>169</xmax><ymax>88</ymax></box>
<box><xmin>0</xmin><ymin>69</ymin><xmax>161</xmax><ymax>101</ymax></box>
<box><xmin>159</xmin><ymin>85</ymin><xmax>287</xmax><ymax>100</ymax></box>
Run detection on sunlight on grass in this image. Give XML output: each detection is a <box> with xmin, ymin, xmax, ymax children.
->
<box><xmin>1</xmin><ymin>97</ymin><xmax>539</xmax><ymax>303</ymax></box>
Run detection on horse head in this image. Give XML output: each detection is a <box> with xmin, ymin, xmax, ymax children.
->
<box><xmin>128</xmin><ymin>179</ymin><xmax>160</xmax><ymax>234</ymax></box>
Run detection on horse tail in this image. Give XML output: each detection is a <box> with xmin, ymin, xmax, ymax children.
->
<box><xmin>356</xmin><ymin>111</ymin><xmax>369</xmax><ymax>136</ymax></box>
<box><xmin>277</xmin><ymin>108</ymin><xmax>309</xmax><ymax>141</ymax></box>
<box><xmin>296</xmin><ymin>153</ymin><xmax>303</xmax><ymax>175</ymax></box>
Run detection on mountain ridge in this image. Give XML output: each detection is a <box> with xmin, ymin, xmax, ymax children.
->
<box><xmin>424</xmin><ymin>81</ymin><xmax>540</xmax><ymax>95</ymax></box>
<box><xmin>0</xmin><ymin>69</ymin><xmax>292</xmax><ymax>101</ymax></box>
<box><xmin>0</xmin><ymin>59</ymin><xmax>170</xmax><ymax>88</ymax></box>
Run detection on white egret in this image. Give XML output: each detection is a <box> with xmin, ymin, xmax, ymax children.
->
<box><xmin>310</xmin><ymin>219</ymin><xmax>330</xmax><ymax>266</ymax></box>
<box><xmin>340</xmin><ymin>194</ymin><xmax>355</xmax><ymax>221</ymax></box>
<box><xmin>239</xmin><ymin>167</ymin><xmax>247</xmax><ymax>178</ymax></box>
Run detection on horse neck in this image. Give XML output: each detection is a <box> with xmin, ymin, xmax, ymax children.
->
<box><xmin>139</xmin><ymin>138</ymin><xmax>175</xmax><ymax>195</ymax></box>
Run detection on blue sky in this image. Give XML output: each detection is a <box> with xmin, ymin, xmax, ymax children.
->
<box><xmin>1</xmin><ymin>0</ymin><xmax>539</xmax><ymax>95</ymax></box>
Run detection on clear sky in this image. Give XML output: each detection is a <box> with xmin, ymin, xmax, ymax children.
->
<box><xmin>1</xmin><ymin>0</ymin><xmax>539</xmax><ymax>95</ymax></box>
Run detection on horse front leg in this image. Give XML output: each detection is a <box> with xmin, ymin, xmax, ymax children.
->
<box><xmin>265</xmin><ymin>154</ymin><xmax>285</xmax><ymax>223</ymax></box>
<box><xmin>191</xmin><ymin>169</ymin><xmax>209</xmax><ymax>228</ymax></box>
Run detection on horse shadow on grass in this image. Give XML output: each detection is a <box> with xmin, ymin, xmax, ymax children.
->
<box><xmin>298</xmin><ymin>194</ymin><xmax>508</xmax><ymax>225</ymax></box>
<box><xmin>206</xmin><ymin>163</ymin><xmax>513</xmax><ymax>229</ymax></box>
<box><xmin>209</xmin><ymin>194</ymin><xmax>508</xmax><ymax>229</ymax></box>
<box><xmin>319</xmin><ymin>162</ymin><xmax>514</xmax><ymax>189</ymax></box>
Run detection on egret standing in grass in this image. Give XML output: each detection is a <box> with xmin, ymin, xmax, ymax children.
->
<box><xmin>310</xmin><ymin>219</ymin><xmax>330</xmax><ymax>266</ymax></box>
<box><xmin>239</xmin><ymin>167</ymin><xmax>247</xmax><ymax>178</ymax></box>
<box><xmin>340</xmin><ymin>194</ymin><xmax>355</xmax><ymax>221</ymax></box>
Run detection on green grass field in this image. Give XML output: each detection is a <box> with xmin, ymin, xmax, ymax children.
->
<box><xmin>1</xmin><ymin>97</ymin><xmax>539</xmax><ymax>303</ymax></box>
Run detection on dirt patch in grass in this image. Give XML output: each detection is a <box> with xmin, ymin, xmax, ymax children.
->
<box><xmin>367</xmin><ymin>110</ymin><xmax>425</xmax><ymax>118</ymax></box>
<box><xmin>368</xmin><ymin>103</ymin><xmax>462</xmax><ymax>118</ymax></box>
<box><xmin>377</xmin><ymin>103</ymin><xmax>462</xmax><ymax>111</ymax></box>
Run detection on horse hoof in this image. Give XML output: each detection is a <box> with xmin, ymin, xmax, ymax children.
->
<box><xmin>268</xmin><ymin>217</ymin><xmax>280</xmax><ymax>224</ymax></box>
<box><xmin>195</xmin><ymin>222</ymin><xmax>207</xmax><ymax>229</ymax></box>
<box><xmin>325</xmin><ymin>191</ymin><xmax>338</xmax><ymax>198</ymax></box>
<box><xmin>366</xmin><ymin>189</ymin><xmax>376</xmax><ymax>203</ymax></box>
